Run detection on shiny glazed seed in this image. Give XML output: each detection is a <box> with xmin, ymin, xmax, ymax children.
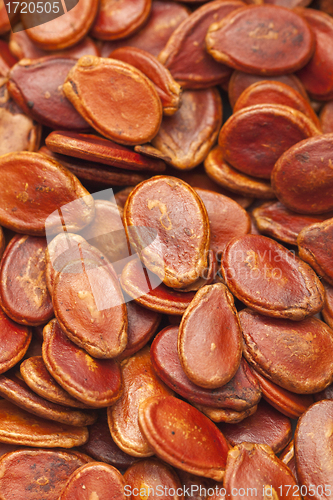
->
<box><xmin>222</xmin><ymin>234</ymin><xmax>325</xmax><ymax>320</ymax></box>
<box><xmin>240</xmin><ymin>309</ymin><xmax>333</xmax><ymax>393</ymax></box>
<box><xmin>178</xmin><ymin>283</ymin><xmax>242</xmax><ymax>389</ymax></box>
<box><xmin>138</xmin><ymin>395</ymin><xmax>229</xmax><ymax>481</ymax></box>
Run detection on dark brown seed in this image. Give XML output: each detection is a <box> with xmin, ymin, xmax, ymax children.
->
<box><xmin>206</xmin><ymin>5</ymin><xmax>315</xmax><ymax>75</ymax></box>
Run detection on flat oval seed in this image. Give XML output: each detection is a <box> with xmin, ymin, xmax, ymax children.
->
<box><xmin>280</xmin><ymin>441</ymin><xmax>298</xmax><ymax>480</ymax></box>
<box><xmin>0</xmin><ymin>235</ymin><xmax>53</xmax><ymax>326</ymax></box>
<box><xmin>138</xmin><ymin>395</ymin><xmax>229</xmax><ymax>481</ymax></box>
<box><xmin>0</xmin><ymin>372</ymin><xmax>97</xmax><ymax>426</ymax></box>
<box><xmin>152</xmin><ymin>89</ymin><xmax>222</xmax><ymax>170</ymax></box>
<box><xmin>158</xmin><ymin>0</ymin><xmax>244</xmax><ymax>89</ymax></box>
<box><xmin>0</xmin><ymin>79</ymin><xmax>41</xmax><ymax>155</ymax></box>
<box><xmin>42</xmin><ymin>319</ymin><xmax>123</xmax><ymax>408</ymax></box>
<box><xmin>110</xmin><ymin>47</ymin><xmax>182</xmax><ymax>115</ymax></box>
<box><xmin>228</xmin><ymin>71</ymin><xmax>308</xmax><ymax>109</ymax></box>
<box><xmin>320</xmin><ymin>100</ymin><xmax>333</xmax><ymax>133</ymax></box>
<box><xmin>0</xmin><ymin>308</ymin><xmax>31</xmax><ymax>374</ymax></box>
<box><xmin>253</xmin><ymin>201</ymin><xmax>333</xmax><ymax>245</ymax></box>
<box><xmin>120</xmin><ymin>259</ymin><xmax>195</xmax><ymax>315</ymax></box>
<box><xmin>80</xmin><ymin>412</ymin><xmax>139</xmax><ymax>468</ymax></box>
<box><xmin>8</xmin><ymin>57</ymin><xmax>90</xmax><ymax>130</ymax></box>
<box><xmin>92</xmin><ymin>0</ymin><xmax>151</xmax><ymax>41</ymax></box>
<box><xmin>0</xmin><ymin>151</ymin><xmax>95</xmax><ymax>236</ymax></box>
<box><xmin>108</xmin><ymin>346</ymin><xmax>173</xmax><ymax>457</ymax></box>
<box><xmin>0</xmin><ymin>399</ymin><xmax>88</xmax><ymax>448</ymax></box>
<box><xmin>101</xmin><ymin>1</ymin><xmax>190</xmax><ymax>58</ymax></box>
<box><xmin>0</xmin><ymin>448</ymin><xmax>90</xmax><ymax>500</ymax></box>
<box><xmin>219</xmin><ymin>104</ymin><xmax>320</xmax><ymax>179</ymax></box>
<box><xmin>124</xmin><ymin>176</ymin><xmax>210</xmax><ymax>289</ymax></box>
<box><xmin>252</xmin><ymin>370</ymin><xmax>314</xmax><ymax>419</ymax></box>
<box><xmin>204</xmin><ymin>147</ymin><xmax>275</xmax><ymax>199</ymax></box>
<box><xmin>124</xmin><ymin>459</ymin><xmax>183</xmax><ymax>500</ymax></box>
<box><xmin>240</xmin><ymin>309</ymin><xmax>333</xmax><ymax>393</ymax></box>
<box><xmin>45</xmin><ymin>131</ymin><xmax>166</xmax><ymax>172</ymax></box>
<box><xmin>271</xmin><ymin>134</ymin><xmax>333</xmax><ymax>214</ymax></box>
<box><xmin>218</xmin><ymin>400</ymin><xmax>292</xmax><ymax>454</ymax></box>
<box><xmin>178</xmin><ymin>283</ymin><xmax>242</xmax><ymax>389</ymax></box>
<box><xmin>295</xmin><ymin>400</ymin><xmax>333</xmax><ymax>499</ymax></box>
<box><xmin>206</xmin><ymin>5</ymin><xmax>314</xmax><ymax>75</ymax></box>
<box><xmin>53</xmin><ymin>259</ymin><xmax>128</xmax><ymax>359</ymax></box>
<box><xmin>63</xmin><ymin>56</ymin><xmax>162</xmax><ymax>146</ymax></box>
<box><xmin>224</xmin><ymin>443</ymin><xmax>300</xmax><ymax>500</ymax></box>
<box><xmin>59</xmin><ymin>462</ymin><xmax>126</xmax><ymax>500</ymax></box>
<box><xmin>22</xmin><ymin>0</ymin><xmax>99</xmax><ymax>50</ymax></box>
<box><xmin>298</xmin><ymin>219</ymin><xmax>333</xmax><ymax>285</ymax></box>
<box><xmin>20</xmin><ymin>356</ymin><xmax>90</xmax><ymax>409</ymax></box>
<box><xmin>195</xmin><ymin>188</ymin><xmax>251</xmax><ymax>255</ymax></box>
<box><xmin>233</xmin><ymin>80</ymin><xmax>320</xmax><ymax>127</ymax></box>
<box><xmin>151</xmin><ymin>326</ymin><xmax>261</xmax><ymax>410</ymax></box>
<box><xmin>221</xmin><ymin>235</ymin><xmax>325</xmax><ymax>320</ymax></box>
